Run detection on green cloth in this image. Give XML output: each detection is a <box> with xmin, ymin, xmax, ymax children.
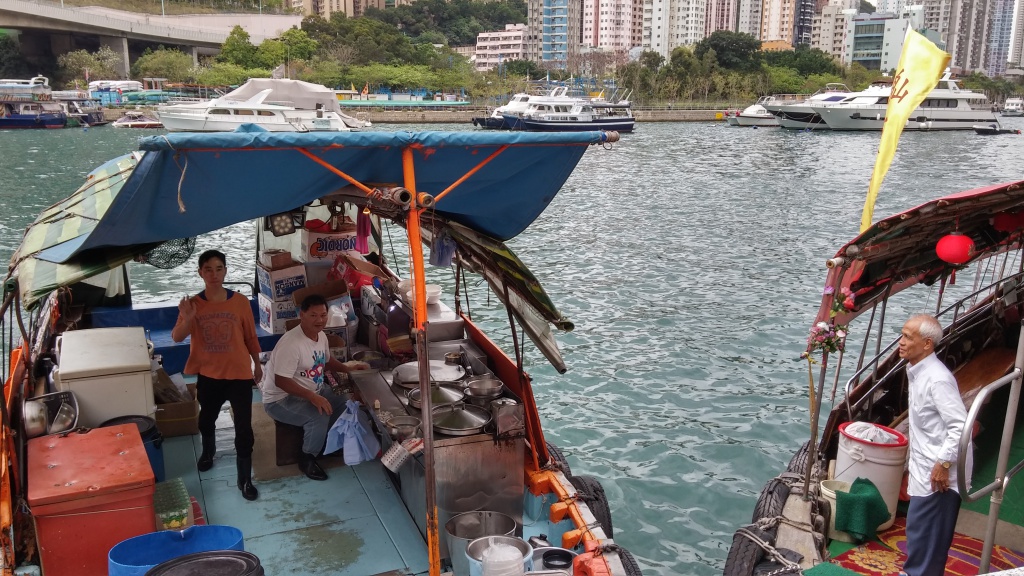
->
<box><xmin>834</xmin><ymin>477</ymin><xmax>890</xmax><ymax>542</ymax></box>
<box><xmin>804</xmin><ymin>562</ymin><xmax>863</xmax><ymax>576</ymax></box>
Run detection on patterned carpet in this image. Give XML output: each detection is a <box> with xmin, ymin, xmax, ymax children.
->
<box><xmin>832</xmin><ymin>516</ymin><xmax>1024</xmax><ymax>575</ymax></box>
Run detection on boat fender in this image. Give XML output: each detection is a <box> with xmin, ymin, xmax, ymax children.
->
<box><xmin>723</xmin><ymin>524</ymin><xmax>775</xmax><ymax>576</ymax></box>
<box><xmin>751</xmin><ymin>477</ymin><xmax>789</xmax><ymax>523</ymax></box>
<box><xmin>569</xmin><ymin>475</ymin><xmax>614</xmax><ymax>538</ymax></box>
<box><xmin>574</xmin><ymin>543</ymin><xmax>644</xmax><ymax>576</ymax></box>
<box><xmin>544</xmin><ymin>441</ymin><xmax>573</xmax><ymax>476</ymax></box>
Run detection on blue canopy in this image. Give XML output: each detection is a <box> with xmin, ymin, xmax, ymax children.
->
<box><xmin>65</xmin><ymin>129</ymin><xmax>607</xmax><ymax>257</ymax></box>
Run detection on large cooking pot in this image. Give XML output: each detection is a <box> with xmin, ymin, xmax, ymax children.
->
<box><xmin>432</xmin><ymin>403</ymin><xmax>492</xmax><ymax>436</ymax></box>
<box><xmin>407</xmin><ymin>384</ymin><xmax>465</xmax><ymax>410</ymax></box>
<box><xmin>392</xmin><ymin>360</ymin><xmax>465</xmax><ymax>389</ymax></box>
<box><xmin>464</xmin><ymin>375</ymin><xmax>503</xmax><ymax>399</ymax></box>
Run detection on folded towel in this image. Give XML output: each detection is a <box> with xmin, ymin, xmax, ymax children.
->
<box><xmin>834</xmin><ymin>477</ymin><xmax>890</xmax><ymax>542</ymax></box>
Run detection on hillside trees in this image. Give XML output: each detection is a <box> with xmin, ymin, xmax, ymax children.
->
<box><xmin>363</xmin><ymin>0</ymin><xmax>527</xmax><ymax>46</ymax></box>
<box><xmin>694</xmin><ymin>31</ymin><xmax>761</xmax><ymax>71</ymax></box>
<box><xmin>132</xmin><ymin>47</ymin><xmax>194</xmax><ymax>82</ymax></box>
<box><xmin>0</xmin><ymin>36</ymin><xmax>34</xmax><ymax>79</ymax></box>
<box><xmin>56</xmin><ymin>46</ymin><xmax>122</xmax><ymax>88</ymax></box>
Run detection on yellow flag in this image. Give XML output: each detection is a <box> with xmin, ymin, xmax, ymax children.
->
<box><xmin>860</xmin><ymin>30</ymin><xmax>950</xmax><ymax>232</ymax></box>
<box><xmin>350</xmin><ymin>82</ymin><xmax>356</xmax><ymax>91</ymax></box>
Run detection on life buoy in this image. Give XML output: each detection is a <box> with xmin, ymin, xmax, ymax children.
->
<box><xmin>569</xmin><ymin>474</ymin><xmax>613</xmax><ymax>537</ymax></box>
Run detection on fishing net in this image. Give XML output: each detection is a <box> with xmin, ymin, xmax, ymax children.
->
<box><xmin>140</xmin><ymin>238</ymin><xmax>196</xmax><ymax>269</ymax></box>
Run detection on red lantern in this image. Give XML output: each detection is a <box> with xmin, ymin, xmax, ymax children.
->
<box><xmin>936</xmin><ymin>233</ymin><xmax>974</xmax><ymax>264</ymax></box>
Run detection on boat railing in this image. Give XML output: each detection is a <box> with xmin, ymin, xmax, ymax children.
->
<box><xmin>843</xmin><ymin>270</ymin><xmax>1024</xmax><ymax>419</ymax></box>
<box><xmin>956</xmin><ymin>321</ymin><xmax>1023</xmax><ymax>573</ymax></box>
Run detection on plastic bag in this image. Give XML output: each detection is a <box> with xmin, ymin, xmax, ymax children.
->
<box><xmin>325</xmin><ymin>400</ymin><xmax>381</xmax><ymax>465</ymax></box>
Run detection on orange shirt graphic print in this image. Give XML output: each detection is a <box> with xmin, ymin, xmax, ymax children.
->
<box><xmin>198</xmin><ymin>312</ymin><xmax>236</xmax><ymax>354</ymax></box>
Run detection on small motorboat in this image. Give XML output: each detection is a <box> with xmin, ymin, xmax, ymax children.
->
<box><xmin>112</xmin><ymin>111</ymin><xmax>163</xmax><ymax>129</ymax></box>
<box><xmin>973</xmin><ymin>123</ymin><xmax>1020</xmax><ymax>135</ymax></box>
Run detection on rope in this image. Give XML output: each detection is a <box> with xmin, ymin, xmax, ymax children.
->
<box><xmin>161</xmin><ymin>136</ymin><xmax>188</xmax><ymax>213</ymax></box>
<box><xmin>734</xmin><ymin>525</ymin><xmax>804</xmax><ymax>574</ymax></box>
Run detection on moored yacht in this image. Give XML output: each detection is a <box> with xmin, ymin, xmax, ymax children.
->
<box><xmin>472</xmin><ymin>86</ymin><xmax>589</xmax><ymax>129</ymax></box>
<box><xmin>52</xmin><ymin>90</ymin><xmax>109</xmax><ymax>127</ymax></box>
<box><xmin>811</xmin><ymin>71</ymin><xmax>995</xmax><ymax>131</ymax></box>
<box><xmin>725</xmin><ymin>96</ymin><xmax>779</xmax><ymax>127</ymax></box>
<box><xmin>157</xmin><ymin>78</ymin><xmax>370</xmax><ymax>133</ymax></box>
<box><xmin>765</xmin><ymin>82</ymin><xmax>883</xmax><ymax>130</ymax></box>
<box><xmin>1002</xmin><ymin>97</ymin><xmax>1023</xmax><ymax>117</ymax></box>
<box><xmin>502</xmin><ymin>97</ymin><xmax>635</xmax><ymax>132</ymax></box>
<box><xmin>0</xmin><ymin>76</ymin><xmax>67</xmax><ymax>129</ymax></box>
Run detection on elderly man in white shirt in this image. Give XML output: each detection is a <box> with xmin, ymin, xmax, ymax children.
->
<box><xmin>899</xmin><ymin>313</ymin><xmax>972</xmax><ymax>576</ymax></box>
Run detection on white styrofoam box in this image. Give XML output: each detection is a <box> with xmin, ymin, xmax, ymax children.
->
<box><xmin>298</xmin><ymin>228</ymin><xmax>360</xmax><ymax>263</ymax></box>
<box><xmin>325</xmin><ymin>293</ymin><xmax>357</xmax><ymax>328</ymax></box>
<box><xmin>360</xmin><ymin>284</ymin><xmax>382</xmax><ymax>317</ymax></box>
<box><xmin>257</xmin><ymin>263</ymin><xmax>307</xmax><ymax>302</ymax></box>
<box><xmin>258</xmin><ymin>293</ymin><xmax>298</xmax><ymax>334</ymax></box>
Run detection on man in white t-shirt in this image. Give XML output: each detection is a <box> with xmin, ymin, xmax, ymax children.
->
<box><xmin>261</xmin><ymin>294</ymin><xmax>368</xmax><ymax>480</ymax></box>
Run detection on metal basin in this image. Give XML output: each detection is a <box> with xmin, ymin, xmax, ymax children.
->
<box><xmin>407</xmin><ymin>384</ymin><xmax>465</xmax><ymax>410</ymax></box>
<box><xmin>464</xmin><ymin>375</ymin><xmax>503</xmax><ymax>399</ymax></box>
<box><xmin>393</xmin><ymin>359</ymin><xmax>465</xmax><ymax>389</ymax></box>
<box><xmin>432</xmin><ymin>403</ymin><xmax>492</xmax><ymax>436</ymax></box>
<box><xmin>385</xmin><ymin>415</ymin><xmax>421</xmax><ymax>440</ymax></box>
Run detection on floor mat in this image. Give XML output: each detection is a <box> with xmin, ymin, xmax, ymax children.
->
<box><xmin>251</xmin><ymin>402</ymin><xmax>345</xmax><ymax>481</ymax></box>
<box><xmin>876</xmin><ymin>516</ymin><xmax>1024</xmax><ymax>574</ymax></box>
<box><xmin>831</xmin><ymin>541</ymin><xmax>905</xmax><ymax>576</ymax></box>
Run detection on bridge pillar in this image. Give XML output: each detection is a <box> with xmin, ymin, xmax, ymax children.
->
<box><xmin>49</xmin><ymin>33</ymin><xmax>73</xmax><ymax>58</ymax></box>
<box><xmin>190</xmin><ymin>45</ymin><xmax>198</xmax><ymax>66</ymax></box>
<box><xmin>100</xmin><ymin>35</ymin><xmax>130</xmax><ymax>79</ymax></box>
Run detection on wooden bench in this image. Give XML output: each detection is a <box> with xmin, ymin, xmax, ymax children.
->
<box><xmin>274</xmin><ymin>420</ymin><xmax>305</xmax><ymax>466</ymax></box>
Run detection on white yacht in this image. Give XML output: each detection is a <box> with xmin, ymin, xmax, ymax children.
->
<box><xmin>157</xmin><ymin>79</ymin><xmax>371</xmax><ymax>133</ymax></box>
<box><xmin>811</xmin><ymin>71</ymin><xmax>995</xmax><ymax>131</ymax></box>
<box><xmin>1002</xmin><ymin>97</ymin><xmax>1023</xmax><ymax>117</ymax></box>
<box><xmin>763</xmin><ymin>83</ymin><xmax>866</xmax><ymax>130</ymax></box>
<box><xmin>472</xmin><ymin>86</ymin><xmax>587</xmax><ymax>129</ymax></box>
<box><xmin>725</xmin><ymin>96</ymin><xmax>779</xmax><ymax>127</ymax></box>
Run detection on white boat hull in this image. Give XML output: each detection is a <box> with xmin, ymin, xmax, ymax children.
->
<box><xmin>814</xmin><ymin>105</ymin><xmax>997</xmax><ymax>131</ymax></box>
<box><xmin>733</xmin><ymin>114</ymin><xmax>778</xmax><ymax>127</ymax></box>
<box><xmin>158</xmin><ymin>113</ymin><xmax>348</xmax><ymax>132</ymax></box>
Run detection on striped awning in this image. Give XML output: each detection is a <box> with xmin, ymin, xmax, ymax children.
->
<box><xmin>5</xmin><ymin>153</ymin><xmax>150</xmax><ymax>309</ymax></box>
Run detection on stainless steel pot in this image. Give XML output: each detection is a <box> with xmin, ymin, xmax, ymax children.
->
<box><xmin>23</xmin><ymin>399</ymin><xmax>48</xmax><ymax>438</ymax></box>
<box><xmin>432</xmin><ymin>403</ymin><xmax>492</xmax><ymax>436</ymax></box>
<box><xmin>464</xmin><ymin>375</ymin><xmax>503</xmax><ymax>399</ymax></box>
<box><xmin>407</xmin><ymin>383</ymin><xmax>465</xmax><ymax>410</ymax></box>
<box><xmin>385</xmin><ymin>415</ymin><xmax>421</xmax><ymax>440</ymax></box>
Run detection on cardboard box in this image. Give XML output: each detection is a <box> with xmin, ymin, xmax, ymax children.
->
<box><xmin>332</xmin><ymin>254</ymin><xmax>387</xmax><ymax>295</ymax></box>
<box><xmin>259</xmin><ymin>249</ymin><xmax>295</xmax><ymax>270</ymax></box>
<box><xmin>298</xmin><ymin>227</ymin><xmax>359</xmax><ymax>263</ymax></box>
<box><xmin>257</xmin><ymin>262</ymin><xmax>307</xmax><ymax>302</ymax></box>
<box><xmin>154</xmin><ymin>372</ymin><xmax>198</xmax><ymax>437</ymax></box>
<box><xmin>258</xmin><ymin>292</ymin><xmax>298</xmax><ymax>334</ymax></box>
<box><xmin>290</xmin><ymin>279</ymin><xmax>349</xmax><ymax>309</ymax></box>
<box><xmin>304</xmin><ymin>261</ymin><xmax>333</xmax><ymax>287</ymax></box>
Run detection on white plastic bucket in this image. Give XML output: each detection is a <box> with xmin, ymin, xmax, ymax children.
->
<box><xmin>819</xmin><ymin>480</ymin><xmax>856</xmax><ymax>543</ymax></box>
<box><xmin>834</xmin><ymin>421</ymin><xmax>908</xmax><ymax>530</ymax></box>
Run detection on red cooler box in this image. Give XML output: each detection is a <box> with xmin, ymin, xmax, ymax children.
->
<box><xmin>28</xmin><ymin>424</ymin><xmax>156</xmax><ymax>576</ymax></box>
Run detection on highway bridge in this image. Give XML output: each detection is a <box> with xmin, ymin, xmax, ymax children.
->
<box><xmin>0</xmin><ymin>0</ymin><xmax>302</xmax><ymax>77</ymax></box>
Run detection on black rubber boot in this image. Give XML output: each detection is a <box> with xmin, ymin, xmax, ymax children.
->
<box><xmin>237</xmin><ymin>457</ymin><xmax>258</xmax><ymax>501</ymax></box>
<box><xmin>197</xmin><ymin>435</ymin><xmax>216</xmax><ymax>472</ymax></box>
<box><xmin>298</xmin><ymin>453</ymin><xmax>328</xmax><ymax>481</ymax></box>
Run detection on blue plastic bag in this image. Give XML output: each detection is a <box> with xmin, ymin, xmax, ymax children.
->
<box><xmin>325</xmin><ymin>400</ymin><xmax>380</xmax><ymax>465</ymax></box>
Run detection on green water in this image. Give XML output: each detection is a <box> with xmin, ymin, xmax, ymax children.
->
<box><xmin>3</xmin><ymin>120</ymin><xmax>1024</xmax><ymax>574</ymax></box>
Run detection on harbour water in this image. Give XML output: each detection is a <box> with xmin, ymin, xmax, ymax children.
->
<box><xmin>2</xmin><ymin>120</ymin><xmax>1023</xmax><ymax>574</ymax></box>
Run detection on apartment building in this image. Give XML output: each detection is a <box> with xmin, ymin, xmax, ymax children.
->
<box><xmin>296</xmin><ymin>0</ymin><xmax>383</xmax><ymax>19</ymax></box>
<box><xmin>704</xmin><ymin>0</ymin><xmax>737</xmax><ymax>35</ymax></box>
<box><xmin>642</xmin><ymin>0</ymin><xmax>708</xmax><ymax>59</ymax></box>
<box><xmin>736</xmin><ymin>0</ymin><xmax>763</xmax><ymax>38</ymax></box>
<box><xmin>760</xmin><ymin>0</ymin><xmax>798</xmax><ymax>45</ymax></box>
<box><xmin>878</xmin><ymin>6</ymin><xmax>923</xmax><ymax>70</ymax></box>
<box><xmin>475</xmin><ymin>24</ymin><xmax>528</xmax><ymax>72</ymax></box>
<box><xmin>811</xmin><ymin>4</ymin><xmax>855</xmax><ymax>61</ymax></box>
<box><xmin>947</xmin><ymin>0</ymin><xmax>991</xmax><ymax>73</ymax></box>
<box><xmin>526</xmin><ymin>0</ymin><xmax>582</xmax><ymax>69</ymax></box>
<box><xmin>1012</xmin><ymin>0</ymin><xmax>1024</xmax><ymax>66</ymax></box>
<box><xmin>919</xmin><ymin>0</ymin><xmax>957</xmax><ymax>57</ymax></box>
<box><xmin>840</xmin><ymin>7</ymin><xmax>926</xmax><ymax>71</ymax></box>
<box><xmin>583</xmin><ymin>0</ymin><xmax>639</xmax><ymax>49</ymax></box>
<box><xmin>985</xmin><ymin>0</ymin><xmax>1013</xmax><ymax>76</ymax></box>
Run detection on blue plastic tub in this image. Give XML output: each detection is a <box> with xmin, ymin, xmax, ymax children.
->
<box><xmin>108</xmin><ymin>525</ymin><xmax>244</xmax><ymax>576</ymax></box>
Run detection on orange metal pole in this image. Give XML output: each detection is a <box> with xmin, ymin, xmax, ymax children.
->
<box><xmin>403</xmin><ymin>147</ymin><xmax>441</xmax><ymax>576</ymax></box>
<box><xmin>431</xmin><ymin>144</ymin><xmax>508</xmax><ymax>204</ymax></box>
<box><xmin>296</xmin><ymin>148</ymin><xmax>378</xmax><ymax>197</ymax></box>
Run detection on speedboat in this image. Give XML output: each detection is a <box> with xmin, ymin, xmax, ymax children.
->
<box><xmin>0</xmin><ymin>76</ymin><xmax>67</xmax><ymax>129</ymax></box>
<box><xmin>973</xmin><ymin>122</ymin><xmax>1021</xmax><ymax>135</ymax></box>
<box><xmin>156</xmin><ymin>78</ymin><xmax>370</xmax><ymax>133</ymax></box>
<box><xmin>725</xmin><ymin>96</ymin><xmax>779</xmax><ymax>127</ymax></box>
<box><xmin>52</xmin><ymin>90</ymin><xmax>109</xmax><ymax>127</ymax></box>
<box><xmin>112</xmin><ymin>111</ymin><xmax>163</xmax><ymax>129</ymax></box>
<box><xmin>502</xmin><ymin>98</ymin><xmax>634</xmax><ymax>132</ymax></box>
<box><xmin>724</xmin><ymin>180</ymin><xmax>1024</xmax><ymax>574</ymax></box>
<box><xmin>1001</xmin><ymin>97</ymin><xmax>1023</xmax><ymax>117</ymax></box>
<box><xmin>811</xmin><ymin>70</ymin><xmax>996</xmax><ymax>131</ymax></box>
<box><xmin>1</xmin><ymin>128</ymin><xmax>645</xmax><ymax>576</ymax></box>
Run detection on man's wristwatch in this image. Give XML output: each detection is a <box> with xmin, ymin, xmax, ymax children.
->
<box><xmin>940</xmin><ymin>460</ymin><xmax>952</xmax><ymax>470</ymax></box>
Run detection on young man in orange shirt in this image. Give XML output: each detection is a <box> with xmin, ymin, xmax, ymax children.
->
<box><xmin>172</xmin><ymin>250</ymin><xmax>262</xmax><ymax>501</ymax></box>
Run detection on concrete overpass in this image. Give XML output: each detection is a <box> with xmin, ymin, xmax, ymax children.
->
<box><xmin>0</xmin><ymin>0</ymin><xmax>302</xmax><ymax>77</ymax></box>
